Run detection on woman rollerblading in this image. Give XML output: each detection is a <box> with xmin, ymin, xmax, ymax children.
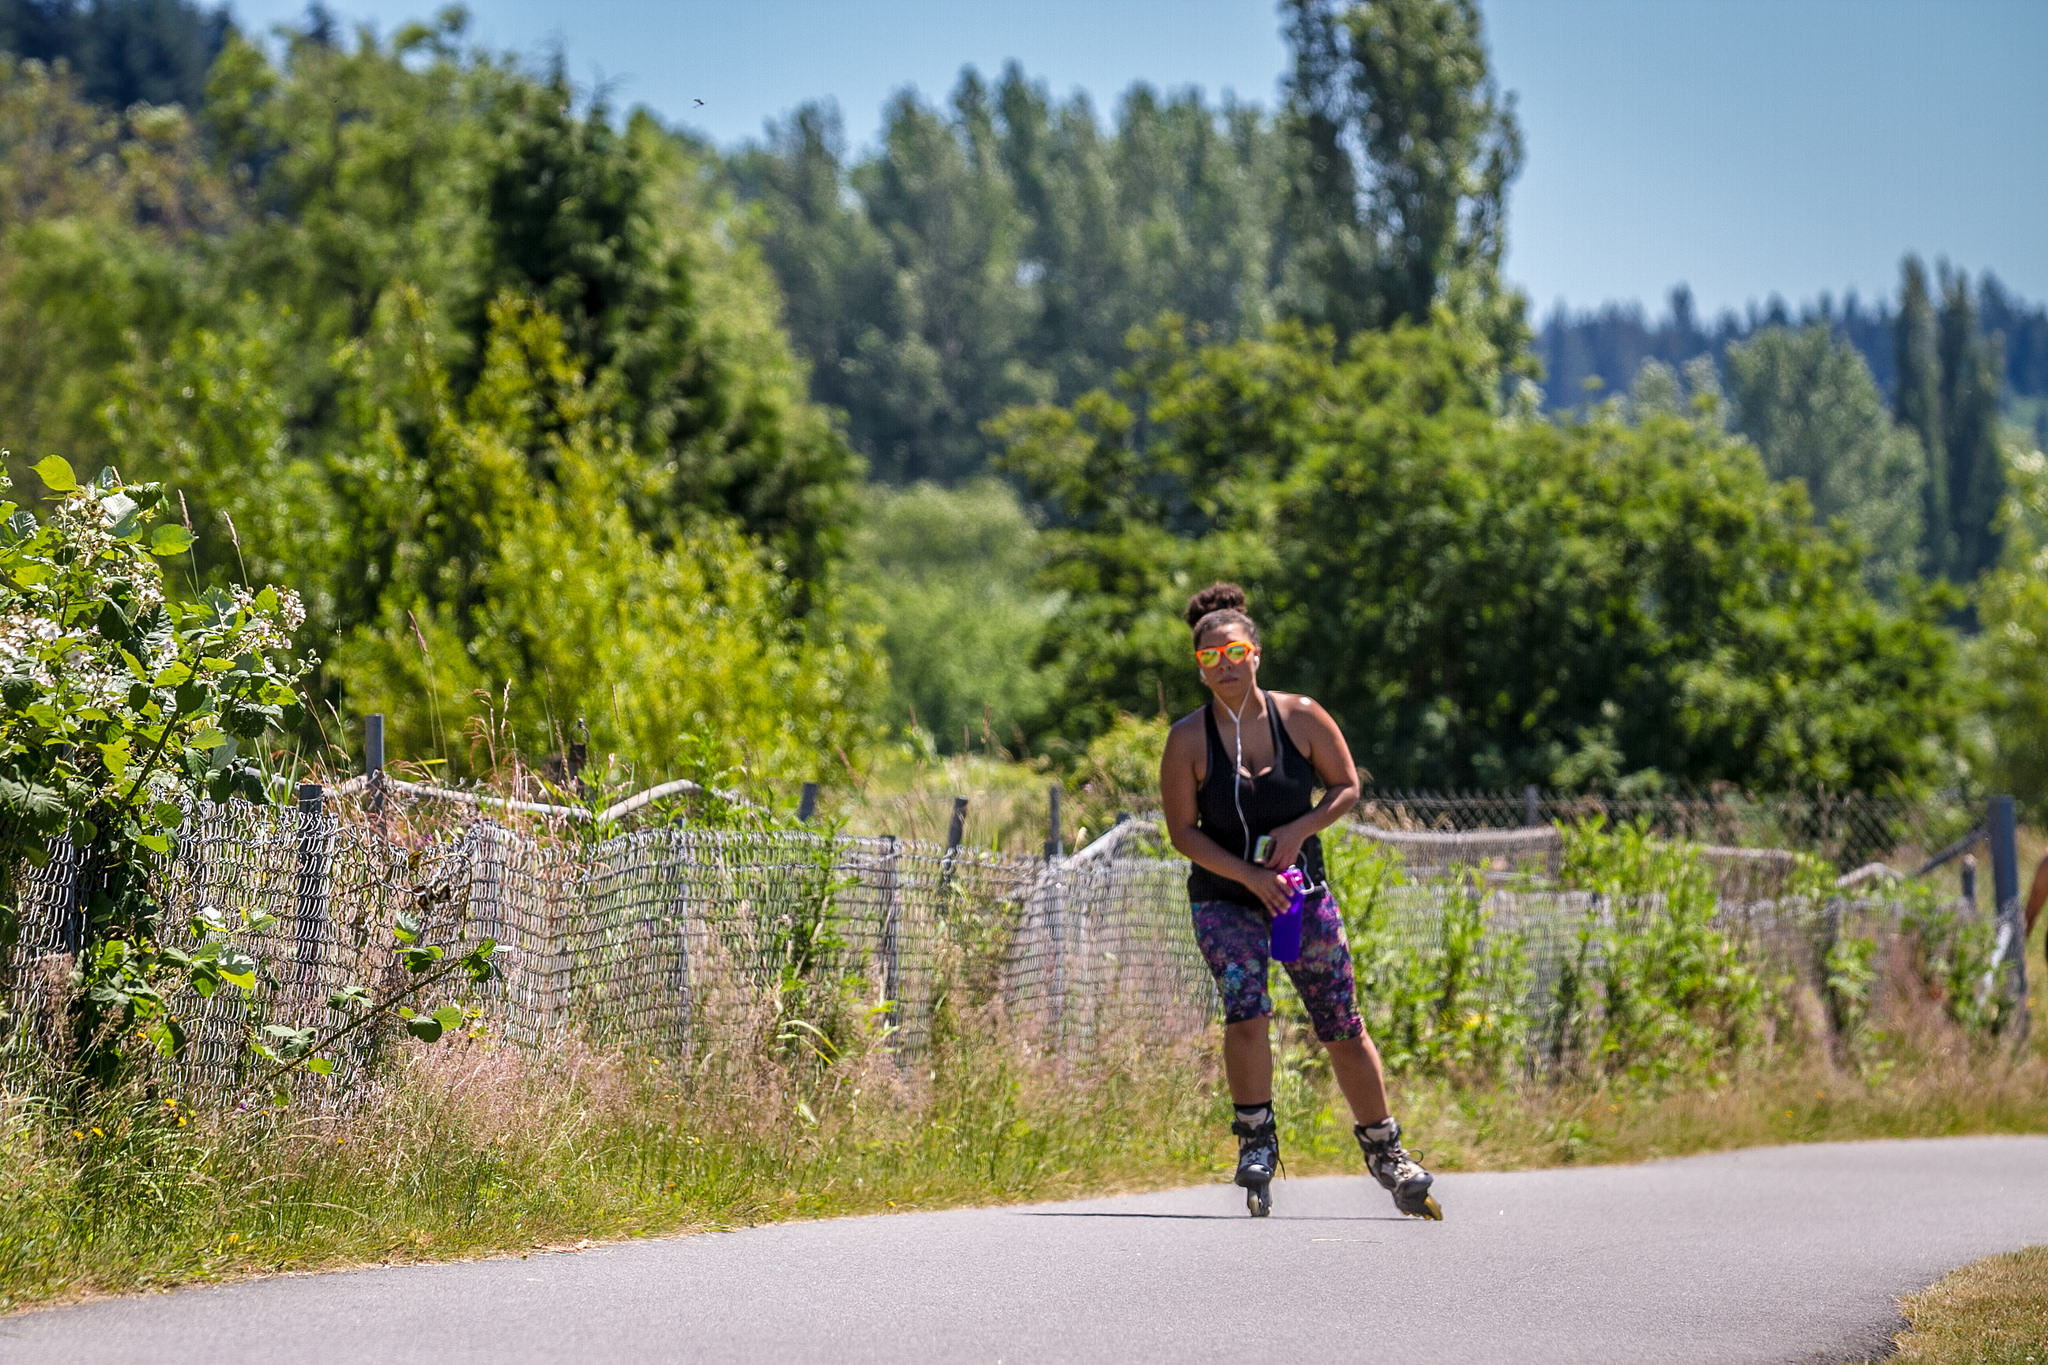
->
<box><xmin>1159</xmin><ymin>583</ymin><xmax>1442</xmax><ymax>1221</ymax></box>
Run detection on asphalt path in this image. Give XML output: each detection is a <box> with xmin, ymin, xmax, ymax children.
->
<box><xmin>8</xmin><ymin>1135</ymin><xmax>2048</xmax><ymax>1364</ymax></box>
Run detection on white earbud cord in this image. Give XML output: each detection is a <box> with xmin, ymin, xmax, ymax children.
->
<box><xmin>1220</xmin><ymin>689</ymin><xmax>1252</xmax><ymax>861</ymax></box>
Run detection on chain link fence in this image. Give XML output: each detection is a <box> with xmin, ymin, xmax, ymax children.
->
<box><xmin>0</xmin><ymin>791</ymin><xmax>2013</xmax><ymax>1107</ymax></box>
<box><xmin>1355</xmin><ymin>787</ymin><xmax>1983</xmax><ymax>871</ymax></box>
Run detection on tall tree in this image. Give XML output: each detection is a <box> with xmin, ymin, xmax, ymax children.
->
<box><xmin>1893</xmin><ymin>255</ymin><xmax>1951</xmax><ymax>577</ymax></box>
<box><xmin>1276</xmin><ymin>0</ymin><xmax>1527</xmax><ymax>361</ymax></box>
<box><xmin>1937</xmin><ymin>264</ymin><xmax>2005</xmax><ymax>582</ymax></box>
<box><xmin>735</xmin><ymin>65</ymin><xmax>1280</xmax><ymax>485</ymax></box>
<box><xmin>1724</xmin><ymin>324</ymin><xmax>1924</xmax><ymax>588</ymax></box>
<box><xmin>0</xmin><ymin>0</ymin><xmax>230</xmax><ymax>111</ymax></box>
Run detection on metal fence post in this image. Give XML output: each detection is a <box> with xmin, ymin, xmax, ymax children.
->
<box><xmin>1044</xmin><ymin>786</ymin><xmax>1066</xmax><ymax>1050</ymax></box>
<box><xmin>797</xmin><ymin>781</ymin><xmax>819</xmax><ymax>824</ymax></box>
<box><xmin>1989</xmin><ymin>795</ymin><xmax>2027</xmax><ymax>1039</ymax></box>
<box><xmin>1523</xmin><ymin>784</ymin><xmax>1541</xmax><ymax>829</ymax></box>
<box><xmin>365</xmin><ymin>713</ymin><xmax>385</xmax><ymax>815</ymax></box>
<box><xmin>877</xmin><ymin>834</ymin><xmax>901</xmax><ymax>1043</ymax></box>
<box><xmin>1960</xmin><ymin>854</ymin><xmax>1977</xmax><ymax>910</ymax></box>
<box><xmin>293</xmin><ymin>781</ymin><xmax>333</xmax><ymax>997</ymax></box>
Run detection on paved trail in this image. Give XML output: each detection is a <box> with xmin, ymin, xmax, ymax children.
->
<box><xmin>8</xmin><ymin>1136</ymin><xmax>2048</xmax><ymax>1364</ymax></box>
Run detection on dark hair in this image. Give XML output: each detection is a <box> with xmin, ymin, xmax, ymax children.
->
<box><xmin>1185</xmin><ymin>581</ymin><xmax>1258</xmax><ymax>646</ymax></box>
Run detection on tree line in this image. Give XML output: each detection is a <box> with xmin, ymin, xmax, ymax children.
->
<box><xmin>0</xmin><ymin>0</ymin><xmax>2041</xmax><ymax>809</ymax></box>
<box><xmin>1542</xmin><ymin>269</ymin><xmax>2042</xmax><ymax>586</ymax></box>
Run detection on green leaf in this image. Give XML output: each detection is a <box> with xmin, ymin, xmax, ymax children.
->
<box><xmin>305</xmin><ymin>1056</ymin><xmax>335</xmax><ymax>1076</ymax></box>
<box><xmin>430</xmin><ymin>1004</ymin><xmax>463</xmax><ymax>1031</ymax></box>
<box><xmin>263</xmin><ymin>1024</ymin><xmax>317</xmax><ymax>1059</ymax></box>
<box><xmin>462</xmin><ymin>938</ymin><xmax>498</xmax><ymax>982</ymax></box>
<box><xmin>147</xmin><ymin>1015</ymin><xmax>189</xmax><ymax>1058</ymax></box>
<box><xmin>149</xmin><ymin>524</ymin><xmax>195</xmax><ymax>557</ymax></box>
<box><xmin>403</xmin><ymin>1014</ymin><xmax>444</xmax><ymax>1043</ymax></box>
<box><xmin>151</xmin><ymin>800</ymin><xmax>185</xmax><ymax>829</ymax></box>
<box><xmin>31</xmin><ymin>456</ymin><xmax>75</xmax><ymax>493</ymax></box>
<box><xmin>217</xmin><ymin>948</ymin><xmax>258</xmax><ymax>990</ymax></box>
<box><xmin>401</xmin><ymin>944</ymin><xmax>444</xmax><ymax>973</ymax></box>
<box><xmin>189</xmin><ymin>727</ymin><xmax>229</xmax><ymax>750</ymax></box>
<box><xmin>327</xmin><ymin>984</ymin><xmax>371</xmax><ymax>1012</ymax></box>
<box><xmin>0</xmin><ymin>776</ymin><xmax>66</xmax><ymax>823</ymax></box>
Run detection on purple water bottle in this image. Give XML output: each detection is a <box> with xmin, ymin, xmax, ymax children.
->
<box><xmin>1270</xmin><ymin>867</ymin><xmax>1307</xmax><ymax>963</ymax></box>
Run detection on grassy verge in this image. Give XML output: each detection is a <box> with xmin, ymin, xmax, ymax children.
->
<box><xmin>5</xmin><ymin>864</ymin><xmax>2046</xmax><ymax>1317</ymax></box>
<box><xmin>7</xmin><ymin>999</ymin><xmax>2048</xmax><ymax>1316</ymax></box>
<box><xmin>1873</xmin><ymin>1247</ymin><xmax>2048</xmax><ymax>1364</ymax></box>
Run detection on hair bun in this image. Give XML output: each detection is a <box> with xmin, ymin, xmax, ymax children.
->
<box><xmin>1184</xmin><ymin>582</ymin><xmax>1247</xmax><ymax>628</ymax></box>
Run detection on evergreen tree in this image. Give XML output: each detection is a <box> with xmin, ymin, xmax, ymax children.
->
<box><xmin>1894</xmin><ymin>255</ymin><xmax>1950</xmax><ymax>576</ymax></box>
<box><xmin>1937</xmin><ymin>264</ymin><xmax>2005</xmax><ymax>582</ymax></box>
<box><xmin>736</xmin><ymin>65</ymin><xmax>1280</xmax><ymax>484</ymax></box>
<box><xmin>0</xmin><ymin>0</ymin><xmax>230</xmax><ymax>111</ymax></box>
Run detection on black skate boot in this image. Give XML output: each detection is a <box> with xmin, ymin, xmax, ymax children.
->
<box><xmin>1231</xmin><ymin>1115</ymin><xmax>1280</xmax><ymax>1218</ymax></box>
<box><xmin>1356</xmin><ymin>1118</ymin><xmax>1442</xmax><ymax>1220</ymax></box>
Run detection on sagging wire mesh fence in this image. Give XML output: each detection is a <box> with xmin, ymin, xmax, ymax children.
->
<box><xmin>0</xmin><ymin>797</ymin><xmax>2016</xmax><ymax>1107</ymax></box>
<box><xmin>1354</xmin><ymin>786</ymin><xmax>1984</xmax><ymax>872</ymax></box>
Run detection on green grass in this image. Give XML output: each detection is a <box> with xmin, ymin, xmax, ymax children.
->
<box><xmin>8</xmin><ymin>990</ymin><xmax>2048</xmax><ymax>1317</ymax></box>
<box><xmin>6</xmin><ymin>875</ymin><xmax>2047</xmax><ymax>1318</ymax></box>
<box><xmin>1873</xmin><ymin>1247</ymin><xmax>2048</xmax><ymax>1364</ymax></box>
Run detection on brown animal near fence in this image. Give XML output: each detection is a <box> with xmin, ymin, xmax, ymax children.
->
<box><xmin>2028</xmin><ymin>854</ymin><xmax>2048</xmax><ymax>940</ymax></box>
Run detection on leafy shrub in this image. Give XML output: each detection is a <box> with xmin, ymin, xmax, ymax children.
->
<box><xmin>1556</xmin><ymin>820</ymin><xmax>1763</xmax><ymax>1085</ymax></box>
<box><xmin>0</xmin><ymin>456</ymin><xmax>307</xmax><ymax>1078</ymax></box>
<box><xmin>1324</xmin><ymin>830</ymin><xmax>1531</xmax><ymax>1082</ymax></box>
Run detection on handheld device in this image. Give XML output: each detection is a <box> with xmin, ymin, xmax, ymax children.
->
<box><xmin>1253</xmin><ymin>833</ymin><xmax>1275</xmax><ymax>865</ymax></box>
<box><xmin>1269</xmin><ymin>867</ymin><xmax>1307</xmax><ymax>962</ymax></box>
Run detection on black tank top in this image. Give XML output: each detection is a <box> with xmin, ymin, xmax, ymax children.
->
<box><xmin>1187</xmin><ymin>690</ymin><xmax>1326</xmax><ymax>907</ymax></box>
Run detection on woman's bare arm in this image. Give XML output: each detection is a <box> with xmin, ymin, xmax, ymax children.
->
<box><xmin>1160</xmin><ymin>714</ymin><xmax>1292</xmax><ymax>911</ymax></box>
<box><xmin>1259</xmin><ymin>694</ymin><xmax>1360</xmax><ymax>873</ymax></box>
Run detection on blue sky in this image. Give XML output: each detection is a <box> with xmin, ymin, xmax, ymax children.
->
<box><xmin>227</xmin><ymin>0</ymin><xmax>2048</xmax><ymax>320</ymax></box>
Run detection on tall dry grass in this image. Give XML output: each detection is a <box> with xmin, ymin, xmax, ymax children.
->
<box><xmin>7</xmin><ymin>878</ymin><xmax>2048</xmax><ymax>1315</ymax></box>
<box><xmin>0</xmin><ymin>980</ymin><xmax>1222</xmax><ymax>1313</ymax></box>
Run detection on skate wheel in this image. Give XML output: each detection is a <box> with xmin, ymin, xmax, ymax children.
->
<box><xmin>1247</xmin><ymin>1185</ymin><xmax>1271</xmax><ymax>1218</ymax></box>
<box><xmin>1413</xmin><ymin>1194</ymin><xmax>1442</xmax><ymax>1221</ymax></box>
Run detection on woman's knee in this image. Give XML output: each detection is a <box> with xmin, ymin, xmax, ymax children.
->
<box><xmin>1224</xmin><ymin>1015</ymin><xmax>1270</xmax><ymax>1042</ymax></box>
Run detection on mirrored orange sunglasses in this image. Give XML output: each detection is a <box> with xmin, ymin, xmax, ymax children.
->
<box><xmin>1194</xmin><ymin>641</ymin><xmax>1254</xmax><ymax>668</ymax></box>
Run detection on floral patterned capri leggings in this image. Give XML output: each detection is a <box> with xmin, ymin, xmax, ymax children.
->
<box><xmin>1190</xmin><ymin>888</ymin><xmax>1363</xmax><ymax>1043</ymax></box>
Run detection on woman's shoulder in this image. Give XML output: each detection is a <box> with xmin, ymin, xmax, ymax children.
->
<box><xmin>1268</xmin><ymin>690</ymin><xmax>1323</xmax><ymax>719</ymax></box>
<box><xmin>1167</xmin><ymin>705</ymin><xmax>1210</xmax><ymax>740</ymax></box>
